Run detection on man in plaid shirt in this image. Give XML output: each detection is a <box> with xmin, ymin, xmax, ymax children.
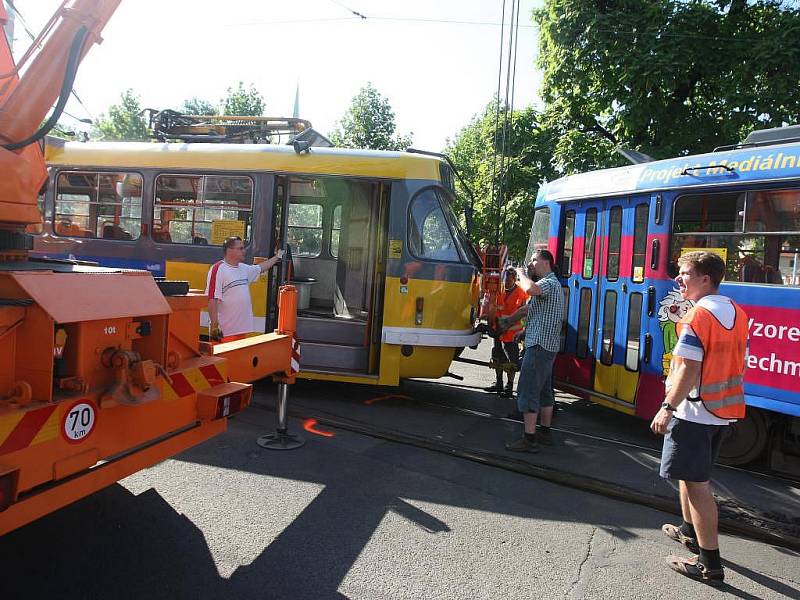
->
<box><xmin>498</xmin><ymin>249</ymin><xmax>564</xmax><ymax>452</ymax></box>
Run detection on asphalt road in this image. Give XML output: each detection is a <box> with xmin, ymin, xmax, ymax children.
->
<box><xmin>1</xmin><ymin>403</ymin><xmax>798</xmax><ymax>600</ymax></box>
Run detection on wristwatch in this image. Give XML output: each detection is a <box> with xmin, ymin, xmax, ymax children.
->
<box><xmin>661</xmin><ymin>402</ymin><xmax>676</xmax><ymax>412</ymax></box>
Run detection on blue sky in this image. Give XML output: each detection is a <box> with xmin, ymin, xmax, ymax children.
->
<box><xmin>10</xmin><ymin>0</ymin><xmax>542</xmax><ymax>150</ymax></box>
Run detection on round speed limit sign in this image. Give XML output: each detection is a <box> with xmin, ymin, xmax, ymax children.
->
<box><xmin>62</xmin><ymin>400</ymin><xmax>97</xmax><ymax>443</ymax></box>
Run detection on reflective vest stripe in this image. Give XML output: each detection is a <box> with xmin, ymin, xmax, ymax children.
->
<box><xmin>699</xmin><ymin>375</ymin><xmax>744</xmax><ymax>395</ymax></box>
<box><xmin>703</xmin><ymin>394</ymin><xmax>745</xmax><ymax>411</ymax></box>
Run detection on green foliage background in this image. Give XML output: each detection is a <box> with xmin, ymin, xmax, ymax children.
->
<box><xmin>330</xmin><ymin>83</ymin><xmax>412</xmax><ymax>151</ymax></box>
<box><xmin>447</xmin><ymin>0</ymin><xmax>800</xmax><ymax>260</ymax></box>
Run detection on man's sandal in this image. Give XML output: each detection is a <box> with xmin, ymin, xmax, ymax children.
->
<box><xmin>661</xmin><ymin>523</ymin><xmax>699</xmax><ymax>554</ymax></box>
<box><xmin>666</xmin><ymin>555</ymin><xmax>724</xmax><ymax>586</ymax></box>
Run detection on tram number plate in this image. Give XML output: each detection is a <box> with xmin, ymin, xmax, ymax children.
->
<box><xmin>62</xmin><ymin>401</ymin><xmax>97</xmax><ymax>443</ymax></box>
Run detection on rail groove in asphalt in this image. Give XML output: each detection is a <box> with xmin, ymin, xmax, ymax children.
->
<box><xmin>249</xmin><ymin>401</ymin><xmax>800</xmax><ymax>553</ymax></box>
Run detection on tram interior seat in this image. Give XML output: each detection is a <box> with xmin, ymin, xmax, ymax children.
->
<box><xmin>55</xmin><ymin>220</ymin><xmax>91</xmax><ymax>238</ymax></box>
<box><xmin>102</xmin><ymin>222</ymin><xmax>132</xmax><ymax>240</ymax></box>
<box><xmin>151</xmin><ymin>227</ymin><xmax>172</xmax><ymax>243</ymax></box>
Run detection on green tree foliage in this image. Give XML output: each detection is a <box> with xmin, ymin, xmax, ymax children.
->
<box><xmin>330</xmin><ymin>83</ymin><xmax>412</xmax><ymax>150</ymax></box>
<box><xmin>181</xmin><ymin>97</ymin><xmax>217</xmax><ymax>115</ymax></box>
<box><xmin>93</xmin><ymin>89</ymin><xmax>149</xmax><ymax>141</ymax></box>
<box><xmin>535</xmin><ymin>0</ymin><xmax>800</xmax><ymax>169</ymax></box>
<box><xmin>222</xmin><ymin>82</ymin><xmax>265</xmax><ymax>116</ymax></box>
<box><xmin>446</xmin><ymin>102</ymin><xmax>558</xmax><ymax>260</ymax></box>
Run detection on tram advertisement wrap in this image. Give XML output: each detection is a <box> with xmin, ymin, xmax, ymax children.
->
<box><xmin>658</xmin><ymin>293</ymin><xmax>800</xmax><ymax>394</ymax></box>
<box><xmin>740</xmin><ymin>305</ymin><xmax>800</xmax><ymax>393</ymax></box>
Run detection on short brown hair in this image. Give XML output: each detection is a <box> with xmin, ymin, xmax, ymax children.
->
<box><xmin>678</xmin><ymin>251</ymin><xmax>726</xmax><ymax>287</ymax></box>
<box><xmin>532</xmin><ymin>249</ymin><xmax>555</xmax><ymax>270</ymax></box>
<box><xmin>222</xmin><ymin>236</ymin><xmax>243</xmax><ymax>253</ymax></box>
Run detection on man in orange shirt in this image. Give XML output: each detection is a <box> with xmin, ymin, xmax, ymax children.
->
<box><xmin>485</xmin><ymin>267</ymin><xmax>528</xmax><ymax>397</ymax></box>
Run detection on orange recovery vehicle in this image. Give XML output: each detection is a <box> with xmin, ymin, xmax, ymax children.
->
<box><xmin>0</xmin><ymin>1</ymin><xmax>297</xmax><ymax>536</ymax></box>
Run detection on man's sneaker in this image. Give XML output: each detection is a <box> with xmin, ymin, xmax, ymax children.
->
<box><xmin>484</xmin><ymin>384</ymin><xmax>502</xmax><ymax>393</ymax></box>
<box><xmin>538</xmin><ymin>428</ymin><xmax>554</xmax><ymax>446</ymax></box>
<box><xmin>499</xmin><ymin>389</ymin><xmax>513</xmax><ymax>398</ymax></box>
<box><xmin>662</xmin><ymin>523</ymin><xmax>699</xmax><ymax>554</ymax></box>
<box><xmin>505</xmin><ymin>436</ymin><xmax>539</xmax><ymax>453</ymax></box>
<box><xmin>666</xmin><ymin>555</ymin><xmax>724</xmax><ymax>587</ymax></box>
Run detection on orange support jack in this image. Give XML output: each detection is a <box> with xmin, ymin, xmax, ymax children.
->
<box><xmin>257</xmin><ymin>284</ymin><xmax>304</xmax><ymax>451</ymax></box>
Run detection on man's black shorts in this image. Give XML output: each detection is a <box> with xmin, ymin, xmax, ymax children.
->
<box><xmin>660</xmin><ymin>417</ymin><xmax>729</xmax><ymax>482</ymax></box>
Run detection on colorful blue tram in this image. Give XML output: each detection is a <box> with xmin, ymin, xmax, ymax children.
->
<box><xmin>526</xmin><ymin>126</ymin><xmax>800</xmax><ymax>468</ymax></box>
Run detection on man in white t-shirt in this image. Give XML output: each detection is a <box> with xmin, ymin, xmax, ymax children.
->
<box><xmin>205</xmin><ymin>236</ymin><xmax>283</xmax><ymax>341</ymax></box>
<box><xmin>650</xmin><ymin>251</ymin><xmax>748</xmax><ymax>587</ymax></box>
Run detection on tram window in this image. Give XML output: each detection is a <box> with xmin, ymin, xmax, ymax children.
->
<box><xmin>287</xmin><ymin>203</ymin><xmax>323</xmax><ymax>257</ymax></box>
<box><xmin>331</xmin><ymin>204</ymin><xmax>342</xmax><ymax>258</ymax></box>
<box><xmin>560</xmin><ymin>286</ymin><xmax>570</xmax><ymax>353</ymax></box>
<box><xmin>672</xmin><ymin>188</ymin><xmax>800</xmax><ymax>285</ymax></box>
<box><xmin>582</xmin><ymin>209</ymin><xmax>597</xmax><ymax>279</ymax></box>
<box><xmin>576</xmin><ymin>288</ymin><xmax>592</xmax><ymax>359</ymax></box>
<box><xmin>154</xmin><ymin>174</ymin><xmax>253</xmax><ymax>245</ymax></box>
<box><xmin>632</xmin><ymin>204</ymin><xmax>648</xmax><ymax>283</ymax></box>
<box><xmin>746</xmin><ymin>189</ymin><xmax>800</xmax><ymax>233</ymax></box>
<box><xmin>600</xmin><ymin>290</ymin><xmax>617</xmax><ymax>365</ymax></box>
<box><xmin>559</xmin><ymin>210</ymin><xmax>575</xmax><ymax>276</ymax></box>
<box><xmin>55</xmin><ymin>171</ymin><xmax>142</xmax><ymax>240</ymax></box>
<box><xmin>606</xmin><ymin>206</ymin><xmax>622</xmax><ymax>281</ymax></box>
<box><xmin>409</xmin><ymin>189</ymin><xmax>459</xmax><ymax>262</ymax></box>
<box><xmin>625</xmin><ymin>293</ymin><xmax>643</xmax><ymax>371</ymax></box>
<box><xmin>525</xmin><ymin>207</ymin><xmax>551</xmax><ymax>263</ymax></box>
<box><xmin>673</xmin><ymin>192</ymin><xmax>745</xmax><ymax>234</ymax></box>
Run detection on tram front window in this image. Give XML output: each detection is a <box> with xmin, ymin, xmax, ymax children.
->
<box><xmin>525</xmin><ymin>207</ymin><xmax>551</xmax><ymax>264</ymax></box>
<box><xmin>409</xmin><ymin>189</ymin><xmax>460</xmax><ymax>262</ymax></box>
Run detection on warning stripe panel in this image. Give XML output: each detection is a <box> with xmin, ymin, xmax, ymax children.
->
<box><xmin>30</xmin><ymin>407</ymin><xmax>60</xmax><ymax>446</ymax></box>
<box><xmin>199</xmin><ymin>364</ymin><xmax>225</xmax><ymax>386</ymax></box>
<box><xmin>163</xmin><ymin>363</ymin><xmax>227</xmax><ymax>399</ymax></box>
<box><xmin>0</xmin><ymin>405</ymin><xmax>59</xmax><ymax>456</ymax></box>
<box><xmin>169</xmin><ymin>372</ymin><xmax>196</xmax><ymax>398</ymax></box>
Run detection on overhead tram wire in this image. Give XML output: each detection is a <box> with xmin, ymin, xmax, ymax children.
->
<box><xmin>490</xmin><ymin>0</ymin><xmax>508</xmax><ymax>246</ymax></box>
<box><xmin>491</xmin><ymin>0</ymin><xmax>522</xmax><ymax>247</ymax></box>
<box><xmin>324</xmin><ymin>0</ymin><xmax>367</xmax><ymax>19</ymax></box>
<box><xmin>497</xmin><ymin>0</ymin><xmax>521</xmax><ymax>245</ymax></box>
<box><xmin>497</xmin><ymin>0</ymin><xmax>516</xmax><ymax>244</ymax></box>
<box><xmin>503</xmin><ymin>0</ymin><xmax>522</xmax><ymax>244</ymax></box>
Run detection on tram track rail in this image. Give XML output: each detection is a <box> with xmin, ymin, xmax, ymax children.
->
<box><xmin>398</xmin><ymin>385</ymin><xmax>800</xmax><ymax>486</ymax></box>
<box><xmin>250</xmin><ymin>396</ymin><xmax>800</xmax><ymax>553</ymax></box>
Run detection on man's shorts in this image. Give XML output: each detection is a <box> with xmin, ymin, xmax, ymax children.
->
<box><xmin>516</xmin><ymin>345</ymin><xmax>556</xmax><ymax>413</ymax></box>
<box><xmin>660</xmin><ymin>417</ymin><xmax>729</xmax><ymax>482</ymax></box>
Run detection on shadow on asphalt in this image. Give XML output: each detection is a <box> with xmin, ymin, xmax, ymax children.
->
<box><xmin>722</xmin><ymin>559</ymin><xmax>800</xmax><ymax>600</ymax></box>
<box><xmin>1</xmin><ymin>378</ymin><xmax>797</xmax><ymax>600</ymax></box>
<box><xmin>0</xmin><ymin>404</ymin><xmax>658</xmax><ymax>600</ymax></box>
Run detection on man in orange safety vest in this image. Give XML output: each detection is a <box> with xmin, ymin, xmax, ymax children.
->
<box><xmin>651</xmin><ymin>251</ymin><xmax>747</xmax><ymax>587</ymax></box>
<box><xmin>485</xmin><ymin>267</ymin><xmax>528</xmax><ymax>397</ymax></box>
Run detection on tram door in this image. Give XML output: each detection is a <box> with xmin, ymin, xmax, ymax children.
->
<box><xmin>592</xmin><ymin>197</ymin><xmax>650</xmax><ymax>412</ymax></box>
<box><xmin>273</xmin><ymin>175</ymin><xmax>386</xmax><ymax>374</ymax></box>
<box><xmin>564</xmin><ymin>200</ymin><xmax>603</xmax><ymax>391</ymax></box>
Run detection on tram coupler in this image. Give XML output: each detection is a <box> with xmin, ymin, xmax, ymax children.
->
<box><xmin>257</xmin><ymin>382</ymin><xmax>305</xmax><ymax>450</ymax></box>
